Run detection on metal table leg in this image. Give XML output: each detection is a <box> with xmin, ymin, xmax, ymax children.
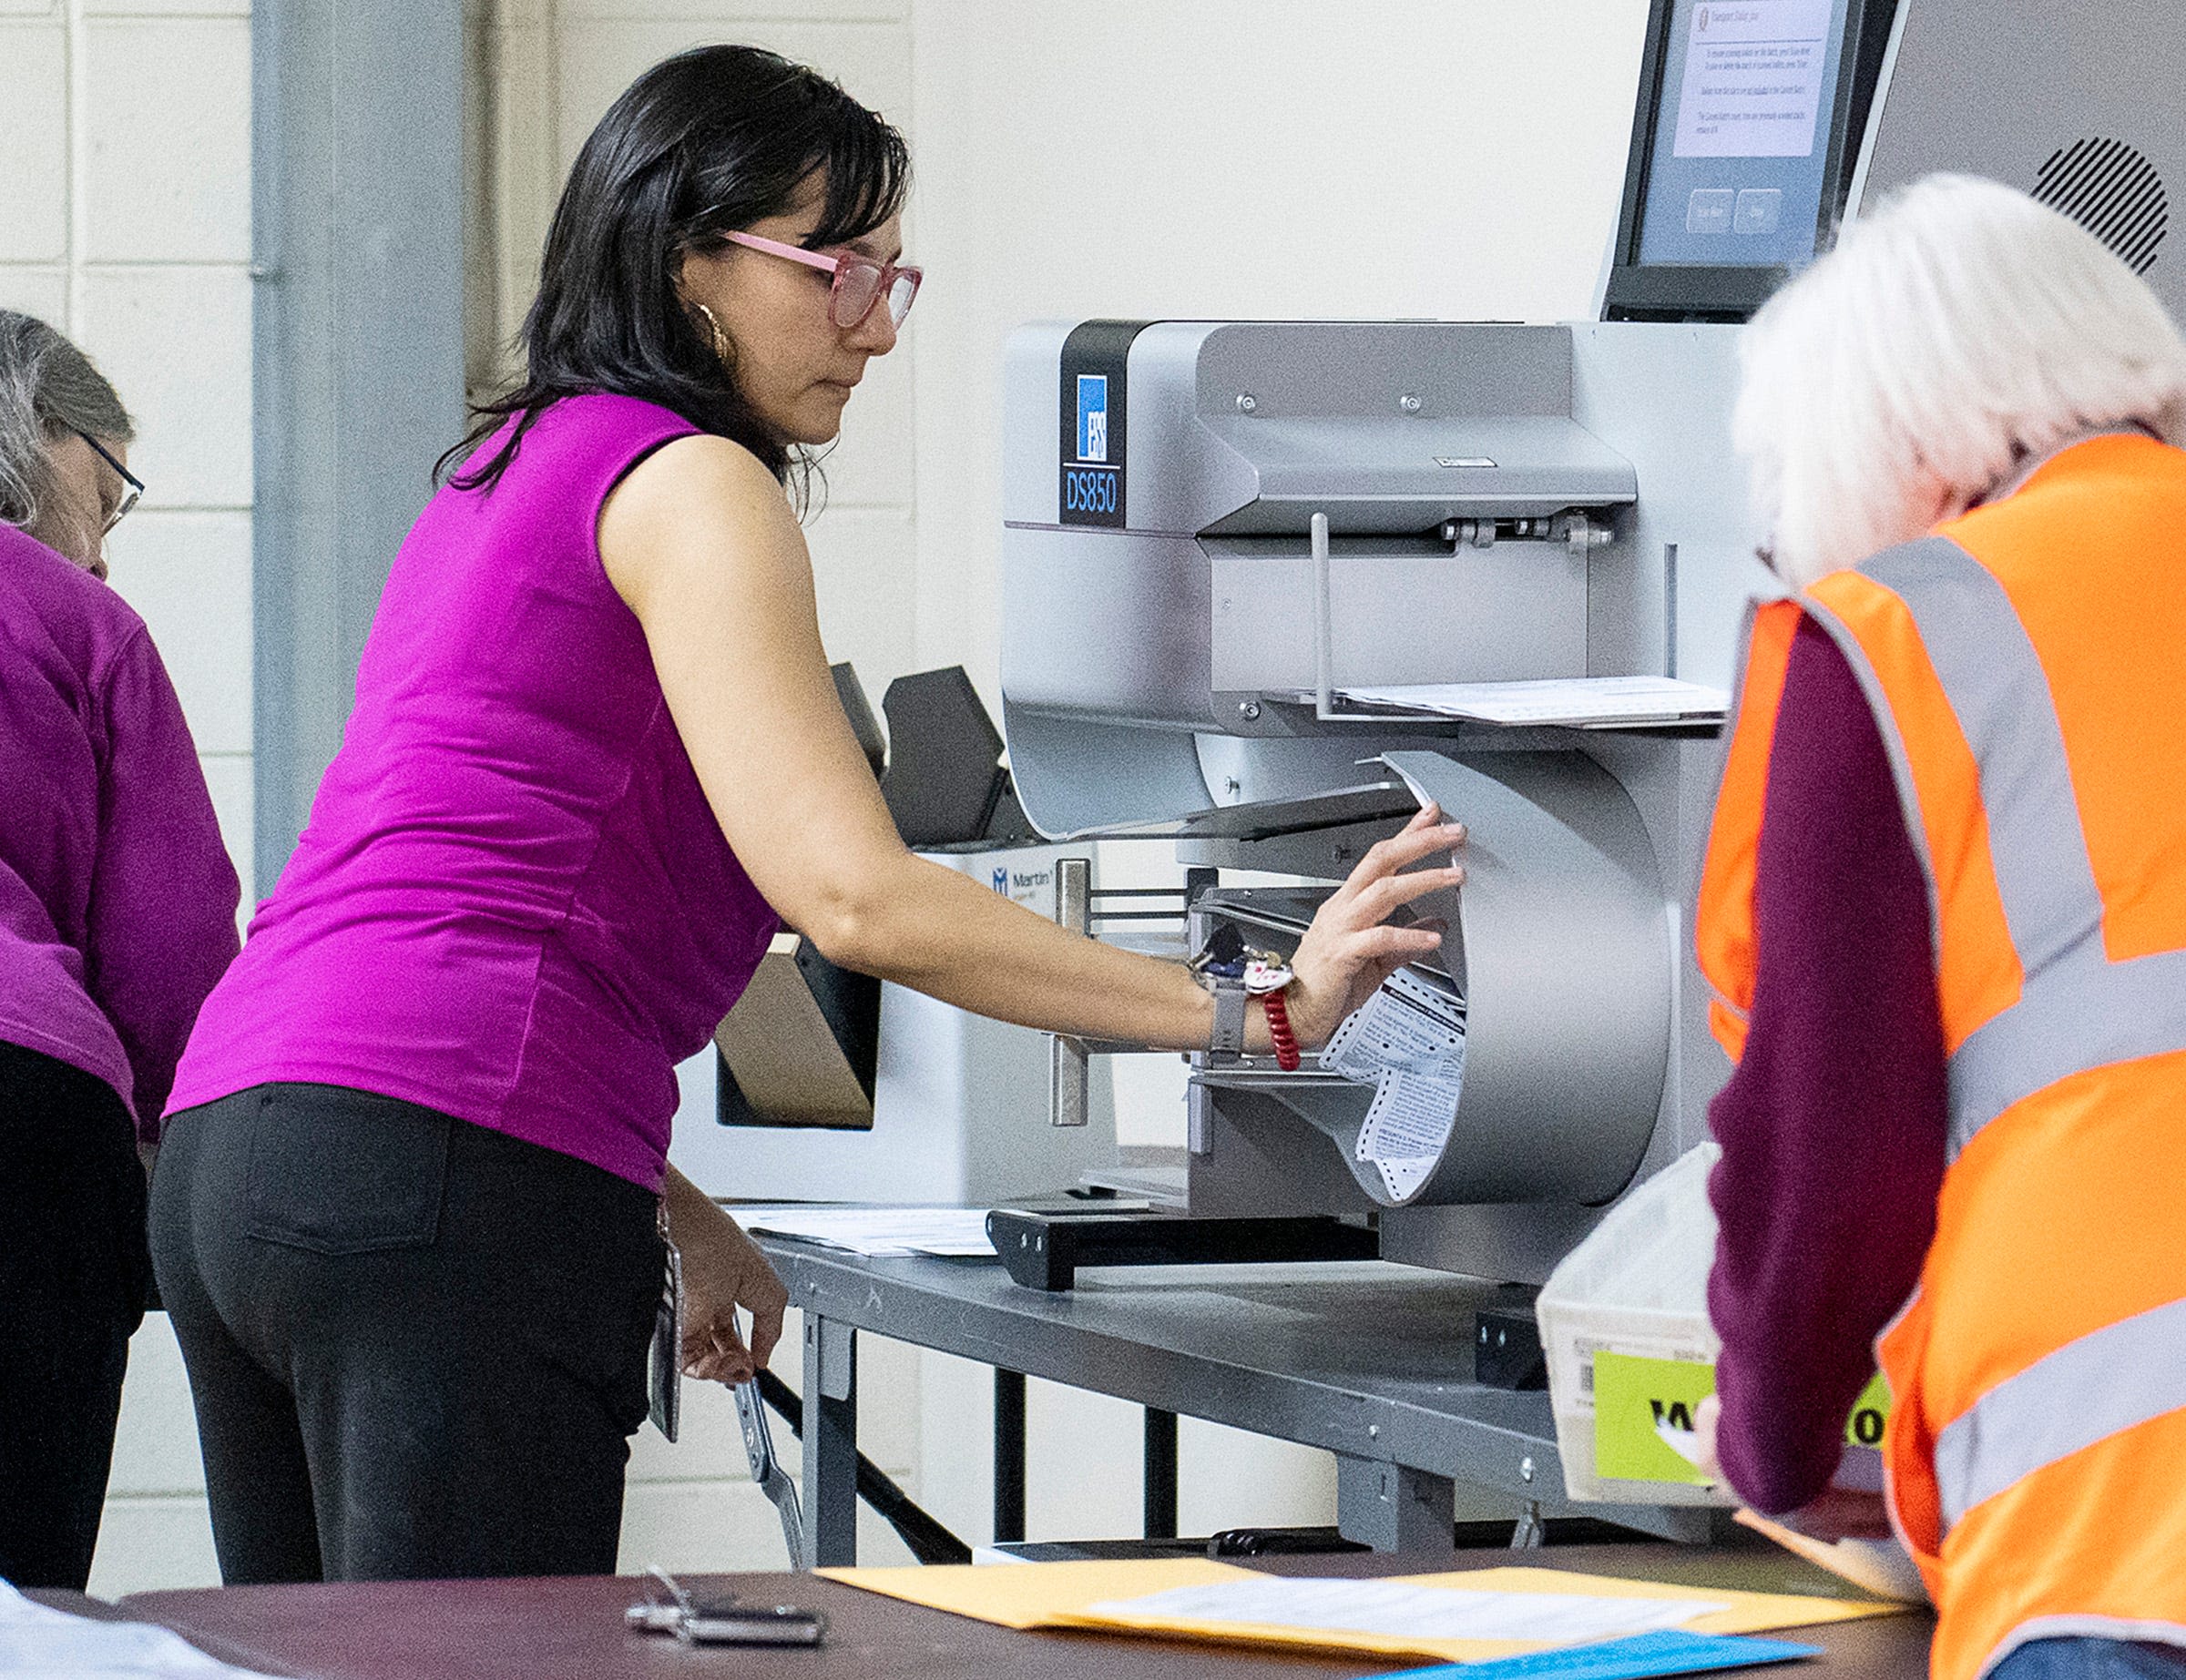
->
<box><xmin>1143</xmin><ymin>1408</ymin><xmax>1178</xmax><ymax>1539</ymax></box>
<box><xmin>1334</xmin><ymin>1453</ymin><xmax>1456</xmax><ymax>1554</ymax></box>
<box><xmin>994</xmin><ymin>1369</ymin><xmax>1027</xmax><ymax>1544</ymax></box>
<box><xmin>802</xmin><ymin>1313</ymin><xmax>859</xmax><ymax>1566</ymax></box>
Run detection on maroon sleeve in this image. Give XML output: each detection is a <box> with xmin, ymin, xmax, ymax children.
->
<box><xmin>83</xmin><ymin>626</ymin><xmax>242</xmax><ymax>1136</ymax></box>
<box><xmin>1705</xmin><ymin>616</ymin><xmax>1948</xmax><ymax>1515</ymax></box>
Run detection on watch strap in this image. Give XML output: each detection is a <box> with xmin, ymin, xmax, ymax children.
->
<box><xmin>1210</xmin><ymin>976</ymin><xmax>1248</xmax><ymax>1055</ymax></box>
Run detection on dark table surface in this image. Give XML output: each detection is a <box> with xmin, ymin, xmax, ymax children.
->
<box><xmin>117</xmin><ymin>1545</ymin><xmax>1932</xmax><ymax>1680</ymax></box>
<box><xmin>25</xmin><ymin>1588</ymin><xmax>123</xmax><ymax>1619</ymax></box>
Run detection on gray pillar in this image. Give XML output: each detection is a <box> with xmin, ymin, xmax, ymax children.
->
<box><xmin>252</xmin><ymin>0</ymin><xmax>467</xmax><ymax>891</ymax></box>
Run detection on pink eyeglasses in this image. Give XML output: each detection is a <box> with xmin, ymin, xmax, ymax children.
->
<box><xmin>720</xmin><ymin>230</ymin><xmax>922</xmax><ymax>330</ymax></box>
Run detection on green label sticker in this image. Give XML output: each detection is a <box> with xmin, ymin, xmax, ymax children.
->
<box><xmin>1592</xmin><ymin>1352</ymin><xmax>1717</xmax><ymax>1485</ymax></box>
<box><xmin>1845</xmin><ymin>1370</ymin><xmax>1892</xmax><ymax>1447</ymax></box>
<box><xmin>1590</xmin><ymin>1357</ymin><xmax>1893</xmax><ymax>1485</ymax></box>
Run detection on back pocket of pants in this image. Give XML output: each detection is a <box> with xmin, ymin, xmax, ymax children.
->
<box><xmin>244</xmin><ymin>1085</ymin><xmax>450</xmax><ymax>1256</ymax></box>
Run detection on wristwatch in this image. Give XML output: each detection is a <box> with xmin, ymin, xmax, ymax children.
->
<box><xmin>1189</xmin><ymin>925</ymin><xmax>1299</xmax><ymax>1068</ymax></box>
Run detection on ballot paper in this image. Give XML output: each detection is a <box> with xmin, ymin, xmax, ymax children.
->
<box><xmin>1731</xmin><ymin>1511</ymin><xmax>1929</xmax><ymax>1605</ymax></box>
<box><xmin>1336</xmin><ymin>677</ymin><xmax>1729</xmax><ymax>728</ymax></box>
<box><xmin>1085</xmin><ymin>1577</ymin><xmax>1729</xmax><ymax>1646</ymax></box>
<box><xmin>1322</xmin><ymin>969</ymin><xmax>1467</xmax><ymax>1201</ymax></box>
<box><xmin>0</xmin><ymin>1581</ymin><xmax>287</xmax><ymax>1679</ymax></box>
<box><xmin>731</xmin><ymin>1204</ymin><xmax>996</xmax><ymax>1257</ymax></box>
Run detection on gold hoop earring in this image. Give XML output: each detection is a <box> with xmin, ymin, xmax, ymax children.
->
<box><xmin>693</xmin><ymin>301</ymin><xmax>730</xmax><ymax>362</ymax></box>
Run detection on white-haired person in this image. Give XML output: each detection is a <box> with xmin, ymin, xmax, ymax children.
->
<box><xmin>1690</xmin><ymin>174</ymin><xmax>2186</xmax><ymax>1680</ymax></box>
<box><xmin>0</xmin><ymin>311</ymin><xmax>240</xmax><ymax>1588</ymax></box>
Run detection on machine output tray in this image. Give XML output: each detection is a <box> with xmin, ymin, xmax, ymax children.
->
<box><xmin>987</xmin><ymin>1204</ymin><xmax>1381</xmax><ymax>1292</ymax></box>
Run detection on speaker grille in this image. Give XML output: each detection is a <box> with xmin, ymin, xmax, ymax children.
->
<box><xmin>2033</xmin><ymin>137</ymin><xmax>2169</xmax><ymax>275</ymax></box>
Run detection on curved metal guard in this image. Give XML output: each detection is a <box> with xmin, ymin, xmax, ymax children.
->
<box><xmin>1293</xmin><ymin>749</ymin><xmax>1669</xmax><ymax>1208</ymax></box>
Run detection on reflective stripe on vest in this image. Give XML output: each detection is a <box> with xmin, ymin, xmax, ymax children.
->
<box><xmin>1695</xmin><ymin>596</ymin><xmax>1804</xmax><ymax>1061</ymax></box>
<box><xmin>1932</xmin><ymin>1293</ymin><xmax>2186</xmax><ymax>1531</ymax></box>
<box><xmin>1803</xmin><ymin>535</ymin><xmax>2186</xmax><ymax>1160</ymax></box>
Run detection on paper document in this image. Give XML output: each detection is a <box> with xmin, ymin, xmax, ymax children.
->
<box><xmin>1733</xmin><ymin>1511</ymin><xmax>1929</xmax><ymax>1605</ymax></box>
<box><xmin>822</xmin><ymin>1557</ymin><xmax>1905</xmax><ymax>1665</ymax></box>
<box><xmin>732</xmin><ymin>1204</ymin><xmax>996</xmax><ymax>1257</ymax></box>
<box><xmin>1322</xmin><ymin>969</ymin><xmax>1467</xmax><ymax>1202</ymax></box>
<box><xmin>1088</xmin><ymin>1577</ymin><xmax>1727</xmax><ymax>1644</ymax></box>
<box><xmin>1336</xmin><ymin>677</ymin><xmax>1729</xmax><ymax>728</ymax></box>
<box><xmin>0</xmin><ymin>1580</ymin><xmax>288</xmax><ymax>1678</ymax></box>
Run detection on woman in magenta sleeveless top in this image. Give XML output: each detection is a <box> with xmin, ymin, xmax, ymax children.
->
<box><xmin>150</xmin><ymin>46</ymin><xmax>1463</xmax><ymax>1583</ymax></box>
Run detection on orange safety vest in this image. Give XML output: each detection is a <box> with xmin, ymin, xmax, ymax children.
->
<box><xmin>1695</xmin><ymin>433</ymin><xmax>2186</xmax><ymax>1680</ymax></box>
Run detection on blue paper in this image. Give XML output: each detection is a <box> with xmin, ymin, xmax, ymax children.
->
<box><xmin>1374</xmin><ymin>1628</ymin><xmax>1823</xmax><ymax>1679</ymax></box>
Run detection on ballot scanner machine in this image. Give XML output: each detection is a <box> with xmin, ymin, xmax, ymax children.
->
<box><xmin>679</xmin><ymin>0</ymin><xmax>2186</xmax><ymax>1556</ymax></box>
<box><xmin>695</xmin><ymin>0</ymin><xmax>2186</xmax><ymax>1276</ymax></box>
<box><xmin>986</xmin><ymin>0</ymin><xmax>2186</xmax><ymax>1291</ymax></box>
<box><xmin>994</xmin><ymin>314</ymin><xmax>1755</xmax><ymax>1288</ymax></box>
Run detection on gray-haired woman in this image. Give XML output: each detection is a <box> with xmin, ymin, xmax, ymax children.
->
<box><xmin>0</xmin><ymin>311</ymin><xmax>240</xmax><ymax>1589</ymax></box>
<box><xmin>0</xmin><ymin>311</ymin><xmax>145</xmax><ymax>576</ymax></box>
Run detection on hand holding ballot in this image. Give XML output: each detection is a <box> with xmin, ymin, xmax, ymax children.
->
<box><xmin>1281</xmin><ymin>804</ymin><xmax>1466</xmax><ymax>1049</ymax></box>
<box><xmin>1690</xmin><ymin>1397</ymin><xmax>1894</xmax><ymax>1545</ymax></box>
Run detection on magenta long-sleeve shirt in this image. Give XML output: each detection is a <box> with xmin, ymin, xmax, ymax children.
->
<box><xmin>0</xmin><ymin>524</ymin><xmax>240</xmax><ymax>1137</ymax></box>
<box><xmin>1705</xmin><ymin>615</ymin><xmax>1949</xmax><ymax>1515</ymax></box>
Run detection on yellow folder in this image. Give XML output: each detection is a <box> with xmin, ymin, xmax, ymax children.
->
<box><xmin>819</xmin><ymin>1557</ymin><xmax>1905</xmax><ymax>1665</ymax></box>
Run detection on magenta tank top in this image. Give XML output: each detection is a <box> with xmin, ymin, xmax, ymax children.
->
<box><xmin>169</xmin><ymin>393</ymin><xmax>779</xmax><ymax>1188</ymax></box>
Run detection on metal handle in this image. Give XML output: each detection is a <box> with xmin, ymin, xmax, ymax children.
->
<box><xmin>1049</xmin><ymin>857</ymin><xmax>1092</xmax><ymax>1127</ymax></box>
<box><xmin>1312</xmin><ymin>511</ymin><xmax>1335</xmax><ymax>716</ymax></box>
<box><xmin>1308</xmin><ymin>510</ymin><xmax>1384</xmax><ymax>723</ymax></box>
<box><xmin>1662</xmin><ymin>541</ymin><xmax>1680</xmax><ymax>679</ymax></box>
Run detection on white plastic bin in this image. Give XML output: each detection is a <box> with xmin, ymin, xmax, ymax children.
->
<box><xmin>1535</xmin><ymin>1143</ymin><xmax>1735</xmax><ymax>1508</ymax></box>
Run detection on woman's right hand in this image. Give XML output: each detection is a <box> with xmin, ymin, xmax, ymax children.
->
<box><xmin>1282</xmin><ymin>804</ymin><xmax>1467</xmax><ymax>1050</ymax></box>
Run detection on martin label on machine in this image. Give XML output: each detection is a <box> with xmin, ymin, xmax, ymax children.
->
<box><xmin>989</xmin><ymin>862</ymin><xmax>1057</xmax><ymax>919</ymax></box>
<box><xmin>1322</xmin><ymin>968</ymin><xmax>1467</xmax><ymax>1202</ymax></box>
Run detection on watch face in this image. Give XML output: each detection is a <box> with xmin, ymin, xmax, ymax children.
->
<box><xmin>1200</xmin><ymin>923</ymin><xmax>1248</xmax><ymax>971</ymax></box>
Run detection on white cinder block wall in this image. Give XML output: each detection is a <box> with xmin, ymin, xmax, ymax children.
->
<box><xmin>0</xmin><ymin>0</ymin><xmax>255</xmax><ymax>1598</ymax></box>
<box><xmin>33</xmin><ymin>0</ymin><xmax>1655</xmax><ymax>1593</ymax></box>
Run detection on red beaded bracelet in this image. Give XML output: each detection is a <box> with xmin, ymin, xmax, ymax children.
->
<box><xmin>1262</xmin><ymin>988</ymin><xmax>1301</xmax><ymax>1072</ymax></box>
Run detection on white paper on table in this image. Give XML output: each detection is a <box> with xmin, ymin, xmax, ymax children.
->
<box><xmin>0</xmin><ymin>1580</ymin><xmax>288</xmax><ymax>1679</ymax></box>
<box><xmin>1086</xmin><ymin>1575</ymin><xmax>1728</xmax><ymax>1644</ymax></box>
<box><xmin>1337</xmin><ymin>676</ymin><xmax>1729</xmax><ymax>728</ymax></box>
<box><xmin>730</xmin><ymin>1205</ymin><xmax>996</xmax><ymax>1257</ymax></box>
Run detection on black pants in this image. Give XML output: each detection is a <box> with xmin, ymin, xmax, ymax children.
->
<box><xmin>148</xmin><ymin>1084</ymin><xmax>663</xmax><ymax>1583</ymax></box>
<box><xmin>0</xmin><ymin>1041</ymin><xmax>148</xmax><ymax>1590</ymax></box>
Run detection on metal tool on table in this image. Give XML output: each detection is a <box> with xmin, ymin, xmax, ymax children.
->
<box><xmin>736</xmin><ymin>1377</ymin><xmax>807</xmax><ymax>1571</ymax></box>
<box><xmin>626</xmin><ymin>1564</ymin><xmax>826</xmax><ymax>1648</ymax></box>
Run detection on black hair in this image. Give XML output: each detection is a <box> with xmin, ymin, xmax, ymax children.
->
<box><xmin>440</xmin><ymin>44</ymin><xmax>909</xmax><ymax>495</ymax></box>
